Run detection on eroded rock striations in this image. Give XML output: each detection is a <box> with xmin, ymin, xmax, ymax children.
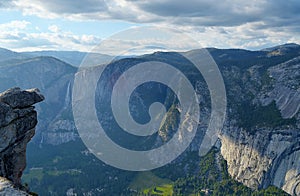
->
<box><xmin>0</xmin><ymin>87</ymin><xmax>44</xmax><ymax>194</ymax></box>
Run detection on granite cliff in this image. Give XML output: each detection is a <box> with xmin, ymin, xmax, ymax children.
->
<box><xmin>220</xmin><ymin>54</ymin><xmax>300</xmax><ymax>195</ymax></box>
<box><xmin>0</xmin><ymin>87</ymin><xmax>44</xmax><ymax>194</ymax></box>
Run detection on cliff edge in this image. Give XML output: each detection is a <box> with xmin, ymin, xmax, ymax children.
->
<box><xmin>0</xmin><ymin>87</ymin><xmax>44</xmax><ymax>194</ymax></box>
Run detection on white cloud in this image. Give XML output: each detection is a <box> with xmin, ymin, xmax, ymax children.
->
<box><xmin>0</xmin><ymin>20</ymin><xmax>30</xmax><ymax>30</ymax></box>
<box><xmin>0</xmin><ymin>0</ymin><xmax>299</xmax><ymax>50</ymax></box>
<box><xmin>0</xmin><ymin>20</ymin><xmax>101</xmax><ymax>52</ymax></box>
<box><xmin>48</xmin><ymin>25</ymin><xmax>60</xmax><ymax>33</ymax></box>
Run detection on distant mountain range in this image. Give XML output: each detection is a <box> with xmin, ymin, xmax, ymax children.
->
<box><xmin>22</xmin><ymin>50</ymin><xmax>112</xmax><ymax>67</ymax></box>
<box><xmin>0</xmin><ymin>44</ymin><xmax>299</xmax><ymax>195</ymax></box>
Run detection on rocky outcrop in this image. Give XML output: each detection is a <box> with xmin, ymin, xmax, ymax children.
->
<box><xmin>0</xmin><ymin>56</ymin><xmax>76</xmax><ymax>146</ymax></box>
<box><xmin>0</xmin><ymin>177</ymin><xmax>28</xmax><ymax>195</ymax></box>
<box><xmin>0</xmin><ymin>87</ymin><xmax>44</xmax><ymax>192</ymax></box>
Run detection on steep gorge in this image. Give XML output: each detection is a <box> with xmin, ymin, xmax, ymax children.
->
<box><xmin>0</xmin><ymin>45</ymin><xmax>299</xmax><ymax>195</ymax></box>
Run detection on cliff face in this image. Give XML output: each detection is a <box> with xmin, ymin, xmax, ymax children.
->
<box><xmin>221</xmin><ymin>127</ymin><xmax>300</xmax><ymax>195</ymax></box>
<box><xmin>220</xmin><ymin>56</ymin><xmax>300</xmax><ymax>195</ymax></box>
<box><xmin>0</xmin><ymin>87</ymin><xmax>44</xmax><ymax>193</ymax></box>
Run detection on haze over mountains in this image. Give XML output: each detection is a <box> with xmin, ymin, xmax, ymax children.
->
<box><xmin>22</xmin><ymin>51</ymin><xmax>112</xmax><ymax>67</ymax></box>
<box><xmin>0</xmin><ymin>44</ymin><xmax>299</xmax><ymax>195</ymax></box>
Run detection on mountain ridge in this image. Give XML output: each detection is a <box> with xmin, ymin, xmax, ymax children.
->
<box><xmin>1</xmin><ymin>42</ymin><xmax>299</xmax><ymax>67</ymax></box>
<box><xmin>0</xmin><ymin>43</ymin><xmax>299</xmax><ymax>195</ymax></box>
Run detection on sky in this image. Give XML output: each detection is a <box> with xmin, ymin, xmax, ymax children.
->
<box><xmin>0</xmin><ymin>0</ymin><xmax>299</xmax><ymax>52</ymax></box>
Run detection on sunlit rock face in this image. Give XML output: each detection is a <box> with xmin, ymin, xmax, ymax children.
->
<box><xmin>258</xmin><ymin>57</ymin><xmax>300</xmax><ymax>119</ymax></box>
<box><xmin>221</xmin><ymin>127</ymin><xmax>300</xmax><ymax>195</ymax></box>
<box><xmin>0</xmin><ymin>177</ymin><xmax>28</xmax><ymax>195</ymax></box>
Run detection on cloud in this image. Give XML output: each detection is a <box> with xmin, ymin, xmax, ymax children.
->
<box><xmin>0</xmin><ymin>0</ymin><xmax>14</xmax><ymax>8</ymax></box>
<box><xmin>48</xmin><ymin>25</ymin><xmax>60</xmax><ymax>33</ymax></box>
<box><xmin>14</xmin><ymin>0</ymin><xmax>108</xmax><ymax>18</ymax></box>
<box><xmin>131</xmin><ymin>0</ymin><xmax>263</xmax><ymax>26</ymax></box>
<box><xmin>35</xmin><ymin>0</ymin><xmax>107</xmax><ymax>14</ymax></box>
<box><xmin>7</xmin><ymin>0</ymin><xmax>158</xmax><ymax>23</ymax></box>
<box><xmin>1</xmin><ymin>0</ymin><xmax>299</xmax><ymax>26</ymax></box>
<box><xmin>129</xmin><ymin>0</ymin><xmax>300</xmax><ymax>38</ymax></box>
<box><xmin>0</xmin><ymin>0</ymin><xmax>299</xmax><ymax>50</ymax></box>
<box><xmin>0</xmin><ymin>20</ymin><xmax>101</xmax><ymax>51</ymax></box>
<box><xmin>188</xmin><ymin>22</ymin><xmax>300</xmax><ymax>50</ymax></box>
<box><xmin>90</xmin><ymin>26</ymin><xmax>202</xmax><ymax>55</ymax></box>
<box><xmin>0</xmin><ymin>20</ymin><xmax>30</xmax><ymax>30</ymax></box>
<box><xmin>5</xmin><ymin>0</ymin><xmax>299</xmax><ymax>26</ymax></box>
